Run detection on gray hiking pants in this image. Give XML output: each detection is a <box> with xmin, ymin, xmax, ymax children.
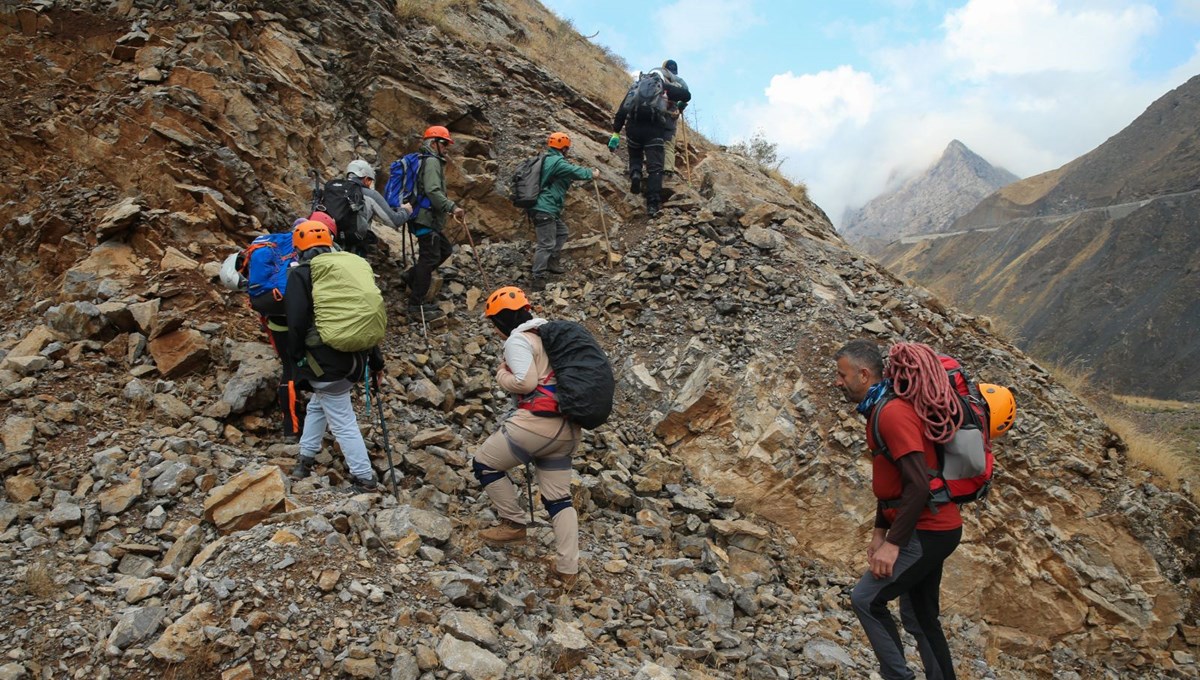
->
<box><xmin>850</xmin><ymin>528</ymin><xmax>961</xmax><ymax>680</ymax></box>
<box><xmin>530</xmin><ymin>211</ymin><xmax>568</xmax><ymax>277</ymax></box>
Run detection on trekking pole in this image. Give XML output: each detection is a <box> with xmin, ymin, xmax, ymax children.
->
<box><xmin>309</xmin><ymin>169</ymin><xmax>322</xmax><ymax>213</ymax></box>
<box><xmin>525</xmin><ymin>462</ymin><xmax>537</xmax><ymax>526</ymax></box>
<box><xmin>454</xmin><ymin>213</ymin><xmax>490</xmax><ymax>291</ymax></box>
<box><xmin>592</xmin><ymin>178</ymin><xmax>614</xmax><ymax>270</ymax></box>
<box><xmin>364</xmin><ymin>365</ymin><xmax>400</xmax><ymax>500</ymax></box>
<box><xmin>686</xmin><ymin>118</ymin><xmax>696</xmax><ymax>184</ymax></box>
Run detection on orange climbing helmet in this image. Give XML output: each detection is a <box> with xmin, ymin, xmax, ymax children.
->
<box><xmin>292</xmin><ymin>220</ymin><xmax>333</xmax><ymax>251</ymax></box>
<box><xmin>485</xmin><ymin>286</ymin><xmax>531</xmax><ymax>317</ymax></box>
<box><xmin>547</xmin><ymin>132</ymin><xmax>571</xmax><ymax>150</ymax></box>
<box><xmin>423</xmin><ymin>125</ymin><xmax>453</xmax><ymax>144</ymax></box>
<box><xmin>979</xmin><ymin>383</ymin><xmax>1016</xmax><ymax>439</ymax></box>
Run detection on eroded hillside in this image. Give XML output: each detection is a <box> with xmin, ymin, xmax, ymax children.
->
<box><xmin>0</xmin><ymin>3</ymin><xmax>1197</xmax><ymax>680</ymax></box>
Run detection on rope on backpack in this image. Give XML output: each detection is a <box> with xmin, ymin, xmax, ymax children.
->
<box><xmin>884</xmin><ymin>342</ymin><xmax>962</xmax><ymax>444</ymax></box>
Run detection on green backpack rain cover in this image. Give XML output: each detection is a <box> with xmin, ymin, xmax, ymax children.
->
<box><xmin>309</xmin><ymin>251</ymin><xmax>386</xmax><ymax>352</ymax></box>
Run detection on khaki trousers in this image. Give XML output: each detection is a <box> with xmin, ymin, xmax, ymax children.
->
<box><xmin>474</xmin><ymin>413</ymin><xmax>581</xmax><ymax>573</ymax></box>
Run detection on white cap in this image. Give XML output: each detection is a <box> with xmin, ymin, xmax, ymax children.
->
<box><xmin>346</xmin><ymin>159</ymin><xmax>375</xmax><ymax>180</ymax></box>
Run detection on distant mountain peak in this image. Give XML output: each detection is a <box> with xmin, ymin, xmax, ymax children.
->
<box><xmin>840</xmin><ymin>140</ymin><xmax>1019</xmax><ymax>248</ymax></box>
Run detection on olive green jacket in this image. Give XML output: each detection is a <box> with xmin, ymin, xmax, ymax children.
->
<box><xmin>413</xmin><ymin>142</ymin><xmax>456</xmax><ymax>232</ymax></box>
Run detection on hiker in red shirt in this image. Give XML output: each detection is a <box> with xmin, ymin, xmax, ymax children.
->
<box><xmin>834</xmin><ymin>339</ymin><xmax>961</xmax><ymax>680</ymax></box>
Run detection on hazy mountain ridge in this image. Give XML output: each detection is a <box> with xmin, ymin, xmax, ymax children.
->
<box><xmin>840</xmin><ymin>139</ymin><xmax>1019</xmax><ymax>248</ymax></box>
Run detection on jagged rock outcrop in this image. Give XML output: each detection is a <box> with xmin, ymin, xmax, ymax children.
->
<box><xmin>878</xmin><ymin>75</ymin><xmax>1200</xmax><ymax>400</ymax></box>
<box><xmin>0</xmin><ymin>3</ymin><xmax>1196</xmax><ymax>680</ymax></box>
<box><xmin>840</xmin><ymin>139</ymin><xmax>1019</xmax><ymax>250</ymax></box>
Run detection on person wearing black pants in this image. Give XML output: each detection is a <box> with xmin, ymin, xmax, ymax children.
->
<box><xmin>611</xmin><ymin>74</ymin><xmax>687</xmax><ymax>218</ymax></box>
<box><xmin>408</xmin><ymin>230</ymin><xmax>452</xmax><ymax>308</ymax></box>
<box><xmin>834</xmin><ymin>339</ymin><xmax>962</xmax><ymax>680</ymax></box>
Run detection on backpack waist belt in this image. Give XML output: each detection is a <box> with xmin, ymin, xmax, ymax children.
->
<box><xmin>518</xmin><ymin>383</ymin><xmax>560</xmax><ymax>416</ymax></box>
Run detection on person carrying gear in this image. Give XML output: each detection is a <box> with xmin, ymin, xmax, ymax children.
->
<box><xmin>403</xmin><ymin>125</ymin><xmax>464</xmax><ymax>321</ymax></box>
<box><xmin>833</xmin><ymin>339</ymin><xmax>962</xmax><ymax>680</ymax></box>
<box><xmin>610</xmin><ymin>69</ymin><xmax>690</xmax><ymax>217</ymax></box>
<box><xmin>286</xmin><ymin>220</ymin><xmax>386</xmax><ymax>492</ymax></box>
<box><xmin>344</xmin><ymin>159</ymin><xmax>413</xmax><ymax>253</ymax></box>
<box><xmin>472</xmin><ymin>286</ymin><xmax>583</xmax><ymax>588</ymax></box>
<box><xmin>528</xmin><ymin>132</ymin><xmax>594</xmax><ymax>291</ymax></box>
<box><xmin>648</xmin><ymin>60</ymin><xmax>691</xmax><ymax>178</ymax></box>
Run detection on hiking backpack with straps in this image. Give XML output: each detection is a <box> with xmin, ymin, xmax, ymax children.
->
<box><xmin>315</xmin><ymin>178</ymin><xmax>365</xmax><ymax>241</ymax></box>
<box><xmin>383</xmin><ymin>152</ymin><xmax>433</xmax><ymax>221</ymax></box>
<box><xmin>529</xmin><ymin>321</ymin><xmax>615</xmax><ymax>429</ymax></box>
<box><xmin>871</xmin><ymin>355</ymin><xmax>994</xmax><ymax>506</ymax></box>
<box><xmin>623</xmin><ymin>72</ymin><xmax>668</xmax><ymax>124</ymax></box>
<box><xmin>306</xmin><ymin>251</ymin><xmax>387</xmax><ymax>353</ymax></box>
<box><xmin>240</xmin><ymin>233</ymin><xmax>297</xmax><ymax>317</ymax></box>
<box><xmin>509</xmin><ymin>153</ymin><xmax>546</xmax><ymax>209</ymax></box>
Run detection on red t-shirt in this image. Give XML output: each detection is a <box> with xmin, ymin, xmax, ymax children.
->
<box><xmin>867</xmin><ymin>399</ymin><xmax>963</xmax><ymax>531</ymax></box>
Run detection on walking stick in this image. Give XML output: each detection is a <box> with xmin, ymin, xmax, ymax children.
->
<box><xmin>681</xmin><ymin>120</ymin><xmax>693</xmax><ymax>185</ymax></box>
<box><xmin>364</xmin><ymin>365</ymin><xmax>400</xmax><ymax>500</ymax></box>
<box><xmin>454</xmin><ymin>213</ymin><xmax>491</xmax><ymax>291</ymax></box>
<box><xmin>592</xmin><ymin>178</ymin><xmax>614</xmax><ymax>270</ymax></box>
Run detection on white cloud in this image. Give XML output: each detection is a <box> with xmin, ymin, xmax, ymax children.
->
<box><xmin>734</xmin><ymin>66</ymin><xmax>881</xmax><ymax>150</ymax></box>
<box><xmin>653</xmin><ymin>0</ymin><xmax>760</xmax><ymax>56</ymax></box>
<box><xmin>943</xmin><ymin>0</ymin><xmax>1160</xmax><ymax>78</ymax></box>
<box><xmin>1176</xmin><ymin>0</ymin><xmax>1200</xmax><ymax>21</ymax></box>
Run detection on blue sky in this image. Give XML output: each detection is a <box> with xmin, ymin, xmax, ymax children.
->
<box><xmin>543</xmin><ymin>0</ymin><xmax>1200</xmax><ymax>225</ymax></box>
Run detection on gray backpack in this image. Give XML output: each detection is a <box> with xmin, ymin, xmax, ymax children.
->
<box><xmin>510</xmin><ymin>154</ymin><xmax>546</xmax><ymax>209</ymax></box>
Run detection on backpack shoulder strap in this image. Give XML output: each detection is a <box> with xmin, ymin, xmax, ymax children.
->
<box><xmin>868</xmin><ymin>396</ymin><xmax>896</xmax><ymax>462</ymax></box>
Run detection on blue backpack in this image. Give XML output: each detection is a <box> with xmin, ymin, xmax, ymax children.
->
<box><xmin>240</xmin><ymin>233</ymin><xmax>296</xmax><ymax>299</ymax></box>
<box><xmin>383</xmin><ymin>152</ymin><xmax>433</xmax><ymax>221</ymax></box>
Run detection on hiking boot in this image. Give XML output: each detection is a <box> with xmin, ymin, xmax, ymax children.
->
<box><xmin>550</xmin><ymin>567</ymin><xmax>578</xmax><ymax>590</ymax></box>
<box><xmin>547</xmin><ymin>257</ymin><xmax>566</xmax><ymax>274</ymax></box>
<box><xmin>529</xmin><ymin>277</ymin><xmax>547</xmax><ymax>292</ymax></box>
<box><xmin>350</xmin><ymin>475</ymin><xmax>378</xmax><ymax>492</ymax></box>
<box><xmin>480</xmin><ymin>519</ymin><xmax>527</xmax><ymax>545</ymax></box>
<box><xmin>408</xmin><ymin>304</ymin><xmax>445</xmax><ymax>321</ymax></box>
<box><xmin>292</xmin><ymin>456</ymin><xmax>315</xmax><ymax>480</ymax></box>
<box><xmin>630</xmin><ymin>170</ymin><xmax>642</xmax><ymax>195</ymax></box>
<box><xmin>646</xmin><ymin>202</ymin><xmax>661</xmax><ymax>218</ymax></box>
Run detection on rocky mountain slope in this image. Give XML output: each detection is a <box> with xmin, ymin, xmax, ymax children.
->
<box><xmin>878</xmin><ymin>76</ymin><xmax>1200</xmax><ymax>401</ymax></box>
<box><xmin>840</xmin><ymin>140</ymin><xmax>1018</xmax><ymax>251</ymax></box>
<box><xmin>0</xmin><ymin>3</ymin><xmax>1197</xmax><ymax>680</ymax></box>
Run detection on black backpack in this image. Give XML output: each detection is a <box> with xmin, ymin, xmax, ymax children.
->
<box><xmin>623</xmin><ymin>72</ymin><xmax>668</xmax><ymax>124</ymax></box>
<box><xmin>536</xmin><ymin>321</ymin><xmax>614</xmax><ymax>429</ymax></box>
<box><xmin>510</xmin><ymin>154</ymin><xmax>546</xmax><ymax>210</ymax></box>
<box><xmin>316</xmin><ymin>178</ymin><xmax>365</xmax><ymax>242</ymax></box>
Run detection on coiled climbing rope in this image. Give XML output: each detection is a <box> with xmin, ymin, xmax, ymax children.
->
<box><xmin>884</xmin><ymin>342</ymin><xmax>961</xmax><ymax>444</ymax></box>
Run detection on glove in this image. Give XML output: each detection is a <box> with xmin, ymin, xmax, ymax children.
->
<box><xmin>608</xmin><ymin>133</ymin><xmax>620</xmax><ymax>151</ymax></box>
<box><xmin>371</xmin><ymin>370</ymin><xmax>382</xmax><ymax>393</ymax></box>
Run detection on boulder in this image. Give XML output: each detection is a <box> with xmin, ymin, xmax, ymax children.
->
<box><xmin>1</xmin><ymin>416</ymin><xmax>36</xmax><ymax>454</ymax></box>
<box><xmin>436</xmin><ymin>634</ymin><xmax>505</xmax><ymax>680</ymax></box>
<box><xmin>203</xmin><ymin>466</ymin><xmax>288</xmax><ymax>533</ymax></box>
<box><xmin>99</xmin><ymin>474</ymin><xmax>143</xmax><ymax>515</ymax></box>
<box><xmin>96</xmin><ymin>197</ymin><xmax>143</xmax><ymax>241</ymax></box>
<box><xmin>148</xmin><ymin>329</ymin><xmax>210</xmax><ymax>378</ymax></box>
<box><xmin>375</xmin><ymin>506</ymin><xmax>452</xmax><ymax>544</ymax></box>
<box><xmin>45</xmin><ymin>302</ymin><xmax>108</xmax><ymax>340</ymax></box>
<box><xmin>148</xmin><ymin>601</ymin><xmax>217</xmax><ymax>662</ymax></box>
<box><xmin>106</xmin><ymin>606</ymin><xmax>167</xmax><ymax>651</ymax></box>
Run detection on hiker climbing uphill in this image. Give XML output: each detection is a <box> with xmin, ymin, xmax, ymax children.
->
<box><xmin>471</xmin><ymin>286</ymin><xmax>614</xmax><ymax>589</ymax></box>
<box><xmin>316</xmin><ymin>160</ymin><xmax>411</xmax><ymax>256</ymax></box>
<box><xmin>832</xmin><ymin>339</ymin><xmax>965</xmax><ymax>680</ymax></box>
<box><xmin>610</xmin><ymin>67</ymin><xmax>690</xmax><ymax>217</ymax></box>
<box><xmin>285</xmin><ymin>220</ymin><xmax>388</xmax><ymax>492</ymax></box>
<box><xmin>402</xmin><ymin>125</ymin><xmax>463</xmax><ymax>321</ymax></box>
<box><xmin>519</xmin><ymin>132</ymin><xmax>594</xmax><ymax>291</ymax></box>
<box><xmin>647</xmin><ymin>60</ymin><xmax>691</xmax><ymax>179</ymax></box>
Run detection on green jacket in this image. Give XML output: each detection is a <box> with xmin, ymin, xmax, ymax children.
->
<box><xmin>531</xmin><ymin>149</ymin><xmax>593</xmax><ymax>217</ymax></box>
<box><xmin>413</xmin><ymin>142</ymin><xmax>456</xmax><ymax>232</ymax></box>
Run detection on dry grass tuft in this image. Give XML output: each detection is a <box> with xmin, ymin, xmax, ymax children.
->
<box><xmin>161</xmin><ymin>643</ymin><xmax>220</xmax><ymax>680</ymax></box>
<box><xmin>1042</xmin><ymin>360</ymin><xmax>1199</xmax><ymax>502</ymax></box>
<box><xmin>393</xmin><ymin>0</ymin><xmax>479</xmax><ymax>37</ymax></box>
<box><xmin>25</xmin><ymin>561</ymin><xmax>56</xmax><ymax>598</ymax></box>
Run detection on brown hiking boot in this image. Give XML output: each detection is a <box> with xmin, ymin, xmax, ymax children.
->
<box><xmin>550</xmin><ymin>566</ymin><xmax>578</xmax><ymax>590</ymax></box>
<box><xmin>479</xmin><ymin>519</ymin><xmax>527</xmax><ymax>545</ymax></box>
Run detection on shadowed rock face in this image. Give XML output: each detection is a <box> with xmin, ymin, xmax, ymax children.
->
<box><xmin>840</xmin><ymin>139</ymin><xmax>1019</xmax><ymax>248</ymax></box>
<box><xmin>879</xmin><ymin>75</ymin><xmax>1200</xmax><ymax>401</ymax></box>
<box><xmin>0</xmin><ymin>3</ymin><xmax>1196</xmax><ymax>679</ymax></box>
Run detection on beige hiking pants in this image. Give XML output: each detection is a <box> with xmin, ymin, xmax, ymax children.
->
<box><xmin>473</xmin><ymin>412</ymin><xmax>581</xmax><ymax>574</ymax></box>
